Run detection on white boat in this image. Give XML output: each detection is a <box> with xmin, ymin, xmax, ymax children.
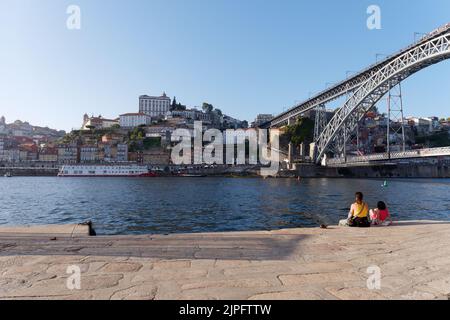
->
<box><xmin>4</xmin><ymin>172</ymin><xmax>12</xmax><ymax>178</ymax></box>
<box><xmin>58</xmin><ymin>164</ymin><xmax>157</xmax><ymax>177</ymax></box>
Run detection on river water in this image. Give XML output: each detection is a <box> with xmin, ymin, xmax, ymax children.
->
<box><xmin>0</xmin><ymin>177</ymin><xmax>449</xmax><ymax>235</ymax></box>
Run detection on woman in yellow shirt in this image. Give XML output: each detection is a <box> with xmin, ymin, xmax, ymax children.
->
<box><xmin>347</xmin><ymin>192</ymin><xmax>370</xmax><ymax>228</ymax></box>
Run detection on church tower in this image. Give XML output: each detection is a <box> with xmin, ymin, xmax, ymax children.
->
<box><xmin>83</xmin><ymin>113</ymin><xmax>89</xmax><ymax>126</ymax></box>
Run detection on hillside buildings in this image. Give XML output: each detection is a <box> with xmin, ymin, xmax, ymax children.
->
<box><xmin>405</xmin><ymin>116</ymin><xmax>441</xmax><ymax>134</ymax></box>
<box><xmin>0</xmin><ymin>116</ymin><xmax>65</xmax><ymax>139</ymax></box>
<box><xmin>80</xmin><ymin>145</ymin><xmax>100</xmax><ymax>163</ymax></box>
<box><xmin>119</xmin><ymin>113</ymin><xmax>152</xmax><ymax>128</ymax></box>
<box><xmin>57</xmin><ymin>144</ymin><xmax>79</xmax><ymax>164</ymax></box>
<box><xmin>0</xmin><ymin>116</ymin><xmax>66</xmax><ymax>163</ymax></box>
<box><xmin>0</xmin><ymin>116</ymin><xmax>6</xmax><ymax>135</ymax></box>
<box><xmin>139</xmin><ymin>93</ymin><xmax>171</xmax><ymax>118</ymax></box>
<box><xmin>223</xmin><ymin>115</ymin><xmax>246</xmax><ymax>129</ymax></box>
<box><xmin>168</xmin><ymin>108</ymin><xmax>211</xmax><ymax>123</ymax></box>
<box><xmin>252</xmin><ymin>114</ymin><xmax>274</xmax><ymax>127</ymax></box>
<box><xmin>116</xmin><ymin>143</ymin><xmax>128</xmax><ymax>162</ymax></box>
<box><xmin>82</xmin><ymin>114</ymin><xmax>119</xmax><ymax>130</ymax></box>
<box><xmin>0</xmin><ymin>138</ymin><xmax>5</xmax><ymax>162</ymax></box>
<box><xmin>38</xmin><ymin>147</ymin><xmax>58</xmax><ymax>162</ymax></box>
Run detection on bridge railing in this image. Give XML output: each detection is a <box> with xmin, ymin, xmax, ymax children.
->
<box><xmin>326</xmin><ymin>146</ymin><xmax>450</xmax><ymax>166</ymax></box>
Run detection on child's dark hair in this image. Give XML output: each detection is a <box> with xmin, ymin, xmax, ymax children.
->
<box><xmin>377</xmin><ymin>201</ymin><xmax>387</xmax><ymax>210</ymax></box>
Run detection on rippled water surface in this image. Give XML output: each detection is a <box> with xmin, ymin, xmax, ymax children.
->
<box><xmin>0</xmin><ymin>177</ymin><xmax>449</xmax><ymax>235</ymax></box>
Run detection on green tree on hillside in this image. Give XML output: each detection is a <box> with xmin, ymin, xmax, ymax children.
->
<box><xmin>129</xmin><ymin>127</ymin><xmax>145</xmax><ymax>141</ymax></box>
<box><xmin>283</xmin><ymin>117</ymin><xmax>315</xmax><ymax>146</ymax></box>
<box><xmin>202</xmin><ymin>103</ymin><xmax>214</xmax><ymax>113</ymax></box>
<box><xmin>214</xmin><ymin>108</ymin><xmax>223</xmax><ymax>117</ymax></box>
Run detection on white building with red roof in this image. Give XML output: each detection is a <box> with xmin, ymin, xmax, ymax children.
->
<box><xmin>119</xmin><ymin>113</ymin><xmax>152</xmax><ymax>128</ymax></box>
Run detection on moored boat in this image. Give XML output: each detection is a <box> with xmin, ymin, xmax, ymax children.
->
<box><xmin>178</xmin><ymin>173</ymin><xmax>207</xmax><ymax>177</ymax></box>
<box><xmin>58</xmin><ymin>164</ymin><xmax>157</xmax><ymax>177</ymax></box>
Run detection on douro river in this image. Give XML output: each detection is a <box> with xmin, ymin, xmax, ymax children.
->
<box><xmin>1</xmin><ymin>177</ymin><xmax>449</xmax><ymax>235</ymax></box>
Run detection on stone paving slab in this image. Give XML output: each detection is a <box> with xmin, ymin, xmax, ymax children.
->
<box><xmin>1</xmin><ymin>221</ymin><xmax>450</xmax><ymax>300</ymax></box>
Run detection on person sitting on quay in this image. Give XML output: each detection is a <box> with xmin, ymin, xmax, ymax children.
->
<box><xmin>339</xmin><ymin>192</ymin><xmax>371</xmax><ymax>228</ymax></box>
<box><xmin>370</xmin><ymin>201</ymin><xmax>393</xmax><ymax>226</ymax></box>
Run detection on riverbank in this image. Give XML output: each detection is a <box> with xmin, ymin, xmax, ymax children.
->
<box><xmin>0</xmin><ymin>167</ymin><xmax>59</xmax><ymax>176</ymax></box>
<box><xmin>0</xmin><ymin>165</ymin><xmax>259</xmax><ymax>177</ymax></box>
<box><xmin>3</xmin><ymin>162</ymin><xmax>450</xmax><ymax>178</ymax></box>
<box><xmin>1</xmin><ymin>221</ymin><xmax>450</xmax><ymax>300</ymax></box>
<box><xmin>285</xmin><ymin>162</ymin><xmax>450</xmax><ymax>178</ymax></box>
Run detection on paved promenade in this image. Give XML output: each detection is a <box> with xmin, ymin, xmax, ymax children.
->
<box><xmin>1</xmin><ymin>221</ymin><xmax>450</xmax><ymax>300</ymax></box>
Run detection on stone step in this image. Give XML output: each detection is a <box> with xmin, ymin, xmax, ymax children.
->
<box><xmin>0</xmin><ymin>223</ymin><xmax>93</xmax><ymax>237</ymax></box>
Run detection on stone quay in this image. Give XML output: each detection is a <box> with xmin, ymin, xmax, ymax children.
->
<box><xmin>0</xmin><ymin>221</ymin><xmax>449</xmax><ymax>300</ymax></box>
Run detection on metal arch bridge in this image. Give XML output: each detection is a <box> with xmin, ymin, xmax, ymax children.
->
<box><xmin>263</xmin><ymin>23</ymin><xmax>450</xmax><ymax>164</ymax></box>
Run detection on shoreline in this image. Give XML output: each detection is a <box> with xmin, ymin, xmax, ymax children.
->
<box><xmin>2</xmin><ymin>163</ymin><xmax>450</xmax><ymax>178</ymax></box>
<box><xmin>1</xmin><ymin>221</ymin><xmax>450</xmax><ymax>300</ymax></box>
<box><xmin>2</xmin><ymin>170</ymin><xmax>450</xmax><ymax>179</ymax></box>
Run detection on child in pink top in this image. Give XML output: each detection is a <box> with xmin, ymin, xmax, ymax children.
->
<box><xmin>370</xmin><ymin>201</ymin><xmax>392</xmax><ymax>226</ymax></box>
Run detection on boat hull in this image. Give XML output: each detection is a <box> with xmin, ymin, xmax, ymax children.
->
<box><xmin>57</xmin><ymin>173</ymin><xmax>157</xmax><ymax>177</ymax></box>
<box><xmin>57</xmin><ymin>165</ymin><xmax>157</xmax><ymax>177</ymax></box>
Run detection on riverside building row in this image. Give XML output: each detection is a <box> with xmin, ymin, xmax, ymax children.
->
<box><xmin>0</xmin><ymin>138</ymin><xmax>129</xmax><ymax>164</ymax></box>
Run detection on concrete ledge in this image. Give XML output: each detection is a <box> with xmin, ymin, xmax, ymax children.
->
<box><xmin>0</xmin><ymin>223</ymin><xmax>92</xmax><ymax>237</ymax></box>
<box><xmin>391</xmin><ymin>220</ymin><xmax>449</xmax><ymax>225</ymax></box>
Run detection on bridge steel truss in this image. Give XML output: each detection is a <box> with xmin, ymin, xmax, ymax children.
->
<box><xmin>267</xmin><ymin>75</ymin><xmax>369</xmax><ymax>128</ymax></box>
<box><xmin>314</xmin><ymin>32</ymin><xmax>450</xmax><ymax>163</ymax></box>
<box><xmin>313</xmin><ymin>104</ymin><xmax>327</xmax><ymax>142</ymax></box>
<box><xmin>386</xmin><ymin>83</ymin><xmax>406</xmax><ymax>155</ymax></box>
<box><xmin>263</xmin><ymin>26</ymin><xmax>450</xmax><ymax>129</ymax></box>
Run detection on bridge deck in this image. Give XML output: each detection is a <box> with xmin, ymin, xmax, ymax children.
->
<box><xmin>326</xmin><ymin>147</ymin><xmax>450</xmax><ymax>167</ymax></box>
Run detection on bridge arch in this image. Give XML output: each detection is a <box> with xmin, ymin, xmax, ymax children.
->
<box><xmin>315</xmin><ymin>33</ymin><xmax>450</xmax><ymax>163</ymax></box>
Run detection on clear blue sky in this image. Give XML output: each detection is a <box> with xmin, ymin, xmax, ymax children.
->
<box><xmin>1</xmin><ymin>0</ymin><xmax>449</xmax><ymax>131</ymax></box>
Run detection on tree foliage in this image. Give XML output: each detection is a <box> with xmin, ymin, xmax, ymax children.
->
<box><xmin>143</xmin><ymin>137</ymin><xmax>161</xmax><ymax>149</ymax></box>
<box><xmin>283</xmin><ymin>117</ymin><xmax>315</xmax><ymax>146</ymax></box>
<box><xmin>170</xmin><ymin>96</ymin><xmax>187</xmax><ymax>111</ymax></box>
<box><xmin>415</xmin><ymin>130</ymin><xmax>450</xmax><ymax>148</ymax></box>
<box><xmin>202</xmin><ymin>103</ymin><xmax>214</xmax><ymax>113</ymax></box>
<box><xmin>129</xmin><ymin>127</ymin><xmax>145</xmax><ymax>141</ymax></box>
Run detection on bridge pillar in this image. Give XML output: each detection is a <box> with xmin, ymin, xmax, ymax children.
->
<box><xmin>287</xmin><ymin>117</ymin><xmax>294</xmax><ymax>169</ymax></box>
<box><xmin>299</xmin><ymin>143</ymin><xmax>305</xmax><ymax>162</ymax></box>
<box><xmin>288</xmin><ymin>143</ymin><xmax>293</xmax><ymax>169</ymax></box>
<box><xmin>313</xmin><ymin>104</ymin><xmax>327</xmax><ymax>143</ymax></box>
<box><xmin>387</xmin><ymin>83</ymin><xmax>406</xmax><ymax>158</ymax></box>
<box><xmin>309</xmin><ymin>142</ymin><xmax>317</xmax><ymax>162</ymax></box>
